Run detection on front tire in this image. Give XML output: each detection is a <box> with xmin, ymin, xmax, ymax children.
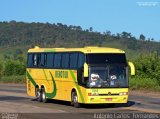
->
<box><xmin>71</xmin><ymin>91</ymin><xmax>80</xmax><ymax>108</ymax></box>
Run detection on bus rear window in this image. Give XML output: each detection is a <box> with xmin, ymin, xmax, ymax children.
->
<box><xmin>86</xmin><ymin>53</ymin><xmax>127</xmax><ymax>65</ymax></box>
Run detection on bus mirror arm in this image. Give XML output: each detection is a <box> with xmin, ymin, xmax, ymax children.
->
<box><xmin>82</xmin><ymin>76</ymin><xmax>87</xmax><ymax>85</ymax></box>
<box><xmin>128</xmin><ymin>61</ymin><xmax>135</xmax><ymax>76</ymax></box>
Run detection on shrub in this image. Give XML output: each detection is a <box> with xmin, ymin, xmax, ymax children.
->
<box><xmin>130</xmin><ymin>52</ymin><xmax>160</xmax><ymax>91</ymax></box>
<box><xmin>130</xmin><ymin>75</ymin><xmax>159</xmax><ymax>91</ymax></box>
<box><xmin>3</xmin><ymin>60</ymin><xmax>26</xmax><ymax>76</ymax></box>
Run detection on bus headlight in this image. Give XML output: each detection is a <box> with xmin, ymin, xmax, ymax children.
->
<box><xmin>119</xmin><ymin>92</ymin><xmax>128</xmax><ymax>95</ymax></box>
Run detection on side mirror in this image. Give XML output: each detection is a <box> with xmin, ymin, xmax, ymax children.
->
<box><xmin>84</xmin><ymin>62</ymin><xmax>89</xmax><ymax>77</ymax></box>
<box><xmin>128</xmin><ymin>61</ymin><xmax>135</xmax><ymax>75</ymax></box>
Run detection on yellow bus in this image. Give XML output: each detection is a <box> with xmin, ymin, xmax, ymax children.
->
<box><xmin>26</xmin><ymin>46</ymin><xmax>135</xmax><ymax>107</ymax></box>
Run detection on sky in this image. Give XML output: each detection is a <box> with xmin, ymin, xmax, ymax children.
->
<box><xmin>0</xmin><ymin>0</ymin><xmax>160</xmax><ymax>41</ymax></box>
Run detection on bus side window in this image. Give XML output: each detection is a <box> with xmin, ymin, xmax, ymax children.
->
<box><xmin>70</xmin><ymin>53</ymin><xmax>78</xmax><ymax>69</ymax></box>
<box><xmin>46</xmin><ymin>53</ymin><xmax>54</xmax><ymax>68</ymax></box>
<box><xmin>62</xmin><ymin>53</ymin><xmax>69</xmax><ymax>69</ymax></box>
<box><xmin>40</xmin><ymin>53</ymin><xmax>47</xmax><ymax>67</ymax></box>
<box><xmin>54</xmin><ymin>53</ymin><xmax>62</xmax><ymax>68</ymax></box>
<box><xmin>33</xmin><ymin>53</ymin><xmax>40</xmax><ymax>67</ymax></box>
<box><xmin>78</xmin><ymin>53</ymin><xmax>85</xmax><ymax>68</ymax></box>
<box><xmin>27</xmin><ymin>53</ymin><xmax>33</xmax><ymax>67</ymax></box>
<box><xmin>33</xmin><ymin>54</ymin><xmax>37</xmax><ymax>66</ymax></box>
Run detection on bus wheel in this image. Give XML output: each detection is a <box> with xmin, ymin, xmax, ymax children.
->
<box><xmin>71</xmin><ymin>91</ymin><xmax>80</xmax><ymax>108</ymax></box>
<box><xmin>41</xmin><ymin>88</ymin><xmax>47</xmax><ymax>103</ymax></box>
<box><xmin>35</xmin><ymin>87</ymin><xmax>41</xmax><ymax>102</ymax></box>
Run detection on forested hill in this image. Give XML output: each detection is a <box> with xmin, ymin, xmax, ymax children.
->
<box><xmin>0</xmin><ymin>21</ymin><xmax>160</xmax><ymax>58</ymax></box>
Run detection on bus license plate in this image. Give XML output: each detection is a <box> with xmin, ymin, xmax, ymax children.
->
<box><xmin>106</xmin><ymin>98</ymin><xmax>112</xmax><ymax>101</ymax></box>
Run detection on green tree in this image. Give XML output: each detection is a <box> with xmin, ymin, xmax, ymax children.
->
<box><xmin>139</xmin><ymin>34</ymin><xmax>145</xmax><ymax>41</ymax></box>
<box><xmin>89</xmin><ymin>27</ymin><xmax>93</xmax><ymax>32</ymax></box>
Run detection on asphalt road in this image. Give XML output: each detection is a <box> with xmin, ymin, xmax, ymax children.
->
<box><xmin>0</xmin><ymin>84</ymin><xmax>160</xmax><ymax>119</ymax></box>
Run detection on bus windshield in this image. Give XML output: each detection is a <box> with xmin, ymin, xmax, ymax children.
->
<box><xmin>86</xmin><ymin>53</ymin><xmax>127</xmax><ymax>65</ymax></box>
<box><xmin>87</xmin><ymin>65</ymin><xmax>128</xmax><ymax>88</ymax></box>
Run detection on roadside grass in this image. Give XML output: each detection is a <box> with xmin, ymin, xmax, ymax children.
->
<box><xmin>0</xmin><ymin>75</ymin><xmax>25</xmax><ymax>83</ymax></box>
<box><xmin>129</xmin><ymin>75</ymin><xmax>160</xmax><ymax>91</ymax></box>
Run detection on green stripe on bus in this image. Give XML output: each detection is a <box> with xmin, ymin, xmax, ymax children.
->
<box><xmin>70</xmin><ymin>70</ymin><xmax>85</xmax><ymax>103</ymax></box>
<box><xmin>26</xmin><ymin>71</ymin><xmax>36</xmax><ymax>87</ymax></box>
<box><xmin>26</xmin><ymin>71</ymin><xmax>57</xmax><ymax>99</ymax></box>
<box><xmin>46</xmin><ymin>71</ymin><xmax>57</xmax><ymax>98</ymax></box>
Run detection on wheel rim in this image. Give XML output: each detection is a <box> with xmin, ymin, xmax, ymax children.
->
<box><xmin>42</xmin><ymin>91</ymin><xmax>46</xmax><ymax>101</ymax></box>
<box><xmin>73</xmin><ymin>93</ymin><xmax>78</xmax><ymax>103</ymax></box>
<box><xmin>36</xmin><ymin>89</ymin><xmax>40</xmax><ymax>98</ymax></box>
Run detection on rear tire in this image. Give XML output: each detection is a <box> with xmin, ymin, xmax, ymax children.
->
<box><xmin>41</xmin><ymin>88</ymin><xmax>47</xmax><ymax>103</ymax></box>
<box><xmin>71</xmin><ymin>91</ymin><xmax>80</xmax><ymax>108</ymax></box>
<box><xmin>35</xmin><ymin>87</ymin><xmax>42</xmax><ymax>102</ymax></box>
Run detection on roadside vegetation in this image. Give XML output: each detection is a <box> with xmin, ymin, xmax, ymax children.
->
<box><xmin>0</xmin><ymin>49</ymin><xmax>26</xmax><ymax>83</ymax></box>
<box><xmin>0</xmin><ymin>75</ymin><xmax>25</xmax><ymax>83</ymax></box>
<box><xmin>130</xmin><ymin>52</ymin><xmax>160</xmax><ymax>91</ymax></box>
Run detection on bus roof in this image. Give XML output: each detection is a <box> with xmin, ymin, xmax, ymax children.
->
<box><xmin>28</xmin><ymin>46</ymin><xmax>125</xmax><ymax>54</ymax></box>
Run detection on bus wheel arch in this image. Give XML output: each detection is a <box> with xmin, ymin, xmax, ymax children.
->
<box><xmin>71</xmin><ymin>88</ymin><xmax>80</xmax><ymax>108</ymax></box>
